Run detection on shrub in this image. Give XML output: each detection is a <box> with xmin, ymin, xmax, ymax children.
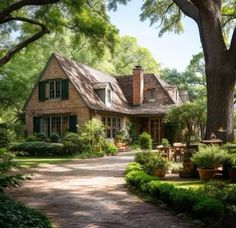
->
<box><xmin>79</xmin><ymin>119</ymin><xmax>105</xmax><ymax>152</ymax></box>
<box><xmin>191</xmin><ymin>145</ymin><xmax>227</xmax><ymax>168</ymax></box>
<box><xmin>104</xmin><ymin>143</ymin><xmax>118</xmax><ymax>156</ymax></box>
<box><xmin>49</xmin><ymin>132</ymin><xmax>60</xmax><ymax>143</ymax></box>
<box><xmin>10</xmin><ymin>142</ymin><xmax>64</xmax><ymax>156</ymax></box>
<box><xmin>125</xmin><ymin>162</ymin><xmax>224</xmax><ymax>224</ymax></box>
<box><xmin>125</xmin><ymin>162</ymin><xmax>142</xmax><ymax>174</ymax></box>
<box><xmin>35</xmin><ymin>132</ymin><xmax>47</xmax><ymax>141</ymax></box>
<box><xmin>144</xmin><ymin>154</ymin><xmax>170</xmax><ymax>174</ymax></box>
<box><xmin>193</xmin><ymin>198</ymin><xmax>224</xmax><ymax>218</ymax></box>
<box><xmin>63</xmin><ymin>132</ymin><xmax>80</xmax><ymax>154</ymax></box>
<box><xmin>161</xmin><ymin>138</ymin><xmax>170</xmax><ymax>147</ymax></box>
<box><xmin>26</xmin><ymin>135</ymin><xmax>38</xmax><ymax>142</ymax></box>
<box><xmin>0</xmin><ymin>192</ymin><xmax>52</xmax><ymax>227</ymax></box>
<box><xmin>131</xmin><ymin>143</ymin><xmax>140</xmax><ymax>150</ymax></box>
<box><xmin>0</xmin><ymin>128</ymin><xmax>9</xmax><ymax>148</ymax></box>
<box><xmin>134</xmin><ymin>151</ymin><xmax>156</xmax><ymax>165</ymax></box>
<box><xmin>139</xmin><ymin>132</ymin><xmax>152</xmax><ymax>151</ymax></box>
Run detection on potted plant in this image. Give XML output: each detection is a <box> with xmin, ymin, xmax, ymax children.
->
<box><xmin>228</xmin><ymin>154</ymin><xmax>236</xmax><ymax>182</ymax></box>
<box><xmin>144</xmin><ymin>154</ymin><xmax>170</xmax><ymax>178</ymax></box>
<box><xmin>191</xmin><ymin>145</ymin><xmax>227</xmax><ymax>181</ymax></box>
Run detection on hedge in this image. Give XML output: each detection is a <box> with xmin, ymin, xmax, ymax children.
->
<box><xmin>10</xmin><ymin>142</ymin><xmax>64</xmax><ymax>156</ymax></box>
<box><xmin>125</xmin><ymin>162</ymin><xmax>224</xmax><ymax>225</ymax></box>
<box><xmin>0</xmin><ymin>193</ymin><xmax>52</xmax><ymax>227</ymax></box>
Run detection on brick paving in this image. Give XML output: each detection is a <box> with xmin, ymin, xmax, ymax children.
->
<box><xmin>7</xmin><ymin>152</ymin><xmax>195</xmax><ymax>228</ymax></box>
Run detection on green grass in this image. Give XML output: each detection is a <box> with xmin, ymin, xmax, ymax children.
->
<box><xmin>15</xmin><ymin>156</ymin><xmax>74</xmax><ymax>168</ymax></box>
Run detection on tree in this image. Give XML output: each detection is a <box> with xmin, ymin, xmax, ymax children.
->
<box><xmin>109</xmin><ymin>0</ymin><xmax>236</xmax><ymax>142</ymax></box>
<box><xmin>0</xmin><ymin>0</ymin><xmax>118</xmax><ymax>66</ymax></box>
<box><xmin>161</xmin><ymin>53</ymin><xmax>206</xmax><ymax>102</ymax></box>
<box><xmin>165</xmin><ymin>102</ymin><xmax>206</xmax><ymax>146</ymax></box>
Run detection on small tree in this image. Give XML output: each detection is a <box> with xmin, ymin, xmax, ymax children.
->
<box><xmin>166</xmin><ymin>102</ymin><xmax>206</xmax><ymax>146</ymax></box>
<box><xmin>79</xmin><ymin>119</ymin><xmax>105</xmax><ymax>152</ymax></box>
<box><xmin>139</xmin><ymin>132</ymin><xmax>152</xmax><ymax>151</ymax></box>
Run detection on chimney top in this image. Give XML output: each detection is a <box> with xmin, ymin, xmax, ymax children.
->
<box><xmin>134</xmin><ymin>65</ymin><xmax>143</xmax><ymax>70</ymax></box>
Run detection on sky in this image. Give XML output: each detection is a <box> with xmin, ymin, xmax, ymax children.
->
<box><xmin>107</xmin><ymin>1</ymin><xmax>202</xmax><ymax>72</ymax></box>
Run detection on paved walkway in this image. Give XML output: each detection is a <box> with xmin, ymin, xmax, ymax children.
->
<box><xmin>7</xmin><ymin>152</ymin><xmax>195</xmax><ymax>228</ymax></box>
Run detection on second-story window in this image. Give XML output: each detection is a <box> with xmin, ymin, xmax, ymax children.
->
<box><xmin>148</xmin><ymin>89</ymin><xmax>155</xmax><ymax>101</ymax></box>
<box><xmin>107</xmin><ymin>89</ymin><xmax>111</xmax><ymax>103</ymax></box>
<box><xmin>49</xmin><ymin>80</ymin><xmax>61</xmax><ymax>99</ymax></box>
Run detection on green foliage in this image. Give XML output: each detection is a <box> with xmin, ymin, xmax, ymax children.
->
<box><xmin>125</xmin><ymin>163</ymin><xmax>225</xmax><ymax>223</ymax></box>
<box><xmin>49</xmin><ymin>132</ymin><xmax>59</xmax><ymax>143</ymax></box>
<box><xmin>10</xmin><ymin>142</ymin><xmax>64</xmax><ymax>156</ymax></box>
<box><xmin>144</xmin><ymin>154</ymin><xmax>170</xmax><ymax>174</ymax></box>
<box><xmin>125</xmin><ymin>162</ymin><xmax>142</xmax><ymax>174</ymax></box>
<box><xmin>139</xmin><ymin>132</ymin><xmax>152</xmax><ymax>150</ymax></box>
<box><xmin>165</xmin><ymin>102</ymin><xmax>206</xmax><ymax>145</ymax></box>
<box><xmin>191</xmin><ymin>146</ymin><xmax>227</xmax><ymax>169</ymax></box>
<box><xmin>63</xmin><ymin>132</ymin><xmax>80</xmax><ymax>154</ymax></box>
<box><xmin>134</xmin><ymin>151</ymin><xmax>156</xmax><ymax>165</ymax></box>
<box><xmin>0</xmin><ymin>127</ymin><xmax>10</xmax><ymax>148</ymax></box>
<box><xmin>0</xmin><ymin>192</ymin><xmax>52</xmax><ymax>227</ymax></box>
<box><xmin>127</xmin><ymin>121</ymin><xmax>138</xmax><ymax>144</ymax></box>
<box><xmin>35</xmin><ymin>132</ymin><xmax>47</xmax><ymax>141</ymax></box>
<box><xmin>104</xmin><ymin>142</ymin><xmax>118</xmax><ymax>156</ymax></box>
<box><xmin>0</xmin><ymin>148</ymin><xmax>27</xmax><ymax>190</ymax></box>
<box><xmin>79</xmin><ymin>119</ymin><xmax>105</xmax><ymax>153</ymax></box>
<box><xmin>161</xmin><ymin>138</ymin><xmax>170</xmax><ymax>147</ymax></box>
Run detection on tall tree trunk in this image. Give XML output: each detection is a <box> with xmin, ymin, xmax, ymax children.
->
<box><xmin>205</xmin><ymin>65</ymin><xmax>235</xmax><ymax>142</ymax></box>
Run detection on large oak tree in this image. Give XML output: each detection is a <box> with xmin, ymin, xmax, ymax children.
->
<box><xmin>0</xmin><ymin>0</ymin><xmax>118</xmax><ymax>66</ymax></box>
<box><xmin>109</xmin><ymin>0</ymin><xmax>236</xmax><ymax>142</ymax></box>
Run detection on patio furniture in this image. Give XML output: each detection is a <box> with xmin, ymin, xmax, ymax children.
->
<box><xmin>157</xmin><ymin>145</ymin><xmax>171</xmax><ymax>159</ymax></box>
<box><xmin>173</xmin><ymin>143</ymin><xmax>186</xmax><ymax>161</ymax></box>
<box><xmin>200</xmin><ymin>139</ymin><xmax>222</xmax><ymax>146</ymax></box>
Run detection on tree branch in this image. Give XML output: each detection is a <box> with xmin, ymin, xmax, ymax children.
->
<box><xmin>0</xmin><ymin>16</ymin><xmax>49</xmax><ymax>66</ymax></box>
<box><xmin>0</xmin><ymin>0</ymin><xmax>60</xmax><ymax>21</ymax></box>
<box><xmin>172</xmin><ymin>0</ymin><xmax>199</xmax><ymax>23</ymax></box>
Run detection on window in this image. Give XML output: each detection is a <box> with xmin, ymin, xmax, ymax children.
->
<box><xmin>148</xmin><ymin>89</ymin><xmax>155</xmax><ymax>101</ymax></box>
<box><xmin>106</xmin><ymin>88</ymin><xmax>112</xmax><ymax>106</ymax></box>
<box><xmin>49</xmin><ymin>80</ymin><xmax>61</xmax><ymax>99</ymax></box>
<box><xmin>102</xmin><ymin>116</ymin><xmax>122</xmax><ymax>138</ymax></box>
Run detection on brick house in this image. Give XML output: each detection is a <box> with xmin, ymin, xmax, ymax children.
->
<box><xmin>23</xmin><ymin>53</ymin><xmax>186</xmax><ymax>144</ymax></box>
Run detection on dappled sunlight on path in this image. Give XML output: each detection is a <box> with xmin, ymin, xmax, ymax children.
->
<box><xmin>7</xmin><ymin>152</ymin><xmax>195</xmax><ymax>228</ymax></box>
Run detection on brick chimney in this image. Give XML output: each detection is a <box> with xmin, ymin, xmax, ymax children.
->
<box><xmin>132</xmin><ymin>65</ymin><xmax>144</xmax><ymax>105</ymax></box>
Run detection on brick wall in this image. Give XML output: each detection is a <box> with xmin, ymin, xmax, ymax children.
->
<box><xmin>24</xmin><ymin>56</ymin><xmax>90</xmax><ymax>135</ymax></box>
<box><xmin>132</xmin><ymin>66</ymin><xmax>144</xmax><ymax>105</ymax></box>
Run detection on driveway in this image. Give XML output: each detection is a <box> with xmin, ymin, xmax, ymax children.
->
<box><xmin>7</xmin><ymin>152</ymin><xmax>195</xmax><ymax>227</ymax></box>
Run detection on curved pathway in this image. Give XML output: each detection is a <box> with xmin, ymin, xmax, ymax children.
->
<box><xmin>7</xmin><ymin>152</ymin><xmax>195</xmax><ymax>228</ymax></box>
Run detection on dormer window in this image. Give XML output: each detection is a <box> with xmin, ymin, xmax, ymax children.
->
<box><xmin>93</xmin><ymin>82</ymin><xmax>113</xmax><ymax>107</ymax></box>
<box><xmin>106</xmin><ymin>88</ymin><xmax>112</xmax><ymax>106</ymax></box>
<box><xmin>148</xmin><ymin>89</ymin><xmax>155</xmax><ymax>102</ymax></box>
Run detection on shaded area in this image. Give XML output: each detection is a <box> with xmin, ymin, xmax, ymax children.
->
<box><xmin>7</xmin><ymin>152</ymin><xmax>195</xmax><ymax>228</ymax></box>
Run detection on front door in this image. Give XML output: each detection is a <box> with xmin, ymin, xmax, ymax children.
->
<box><xmin>149</xmin><ymin>118</ymin><xmax>161</xmax><ymax>145</ymax></box>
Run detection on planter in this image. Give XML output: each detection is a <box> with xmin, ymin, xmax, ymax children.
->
<box><xmin>152</xmin><ymin>168</ymin><xmax>166</xmax><ymax>178</ymax></box>
<box><xmin>197</xmin><ymin>168</ymin><xmax>215</xmax><ymax>181</ymax></box>
<box><xmin>229</xmin><ymin>169</ymin><xmax>236</xmax><ymax>182</ymax></box>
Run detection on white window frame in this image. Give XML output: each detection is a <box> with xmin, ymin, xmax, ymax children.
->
<box><xmin>49</xmin><ymin>80</ymin><xmax>61</xmax><ymax>99</ymax></box>
<box><xmin>148</xmin><ymin>89</ymin><xmax>155</xmax><ymax>102</ymax></box>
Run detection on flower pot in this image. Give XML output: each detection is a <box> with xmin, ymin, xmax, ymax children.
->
<box><xmin>197</xmin><ymin>168</ymin><xmax>215</xmax><ymax>181</ymax></box>
<box><xmin>152</xmin><ymin>168</ymin><xmax>166</xmax><ymax>178</ymax></box>
<box><xmin>229</xmin><ymin>169</ymin><xmax>236</xmax><ymax>182</ymax></box>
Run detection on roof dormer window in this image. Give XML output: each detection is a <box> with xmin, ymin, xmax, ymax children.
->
<box><xmin>148</xmin><ymin>89</ymin><xmax>155</xmax><ymax>102</ymax></box>
<box><xmin>106</xmin><ymin>88</ymin><xmax>112</xmax><ymax>106</ymax></box>
<box><xmin>93</xmin><ymin>82</ymin><xmax>113</xmax><ymax>107</ymax></box>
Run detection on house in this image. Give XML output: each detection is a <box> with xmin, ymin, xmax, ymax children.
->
<box><xmin>23</xmin><ymin>53</ymin><xmax>186</xmax><ymax>144</ymax></box>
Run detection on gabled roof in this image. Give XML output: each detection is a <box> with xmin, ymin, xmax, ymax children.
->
<box><xmin>53</xmin><ymin>53</ymin><xmax>130</xmax><ymax>114</ymax></box>
<box><xmin>24</xmin><ymin>53</ymin><xmax>183</xmax><ymax>115</ymax></box>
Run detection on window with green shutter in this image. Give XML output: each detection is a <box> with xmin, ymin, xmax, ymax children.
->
<box><xmin>38</xmin><ymin>81</ymin><xmax>46</xmax><ymax>101</ymax></box>
<box><xmin>61</xmin><ymin>79</ymin><xmax>69</xmax><ymax>100</ymax></box>
<box><xmin>69</xmin><ymin>115</ymin><xmax>77</xmax><ymax>133</ymax></box>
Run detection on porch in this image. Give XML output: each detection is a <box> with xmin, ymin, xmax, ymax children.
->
<box><xmin>133</xmin><ymin>116</ymin><xmax>163</xmax><ymax>147</ymax></box>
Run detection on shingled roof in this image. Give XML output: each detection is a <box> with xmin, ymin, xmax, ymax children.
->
<box><xmin>24</xmin><ymin>53</ymin><xmax>182</xmax><ymax>115</ymax></box>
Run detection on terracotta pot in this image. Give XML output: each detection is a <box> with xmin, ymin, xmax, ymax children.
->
<box><xmin>152</xmin><ymin>168</ymin><xmax>166</xmax><ymax>178</ymax></box>
<box><xmin>229</xmin><ymin>169</ymin><xmax>236</xmax><ymax>182</ymax></box>
<box><xmin>197</xmin><ymin>168</ymin><xmax>215</xmax><ymax>181</ymax></box>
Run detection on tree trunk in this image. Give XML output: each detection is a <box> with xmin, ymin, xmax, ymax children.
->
<box><xmin>205</xmin><ymin>64</ymin><xmax>235</xmax><ymax>142</ymax></box>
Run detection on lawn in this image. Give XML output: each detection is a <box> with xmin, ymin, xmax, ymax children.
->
<box><xmin>15</xmin><ymin>157</ymin><xmax>74</xmax><ymax>168</ymax></box>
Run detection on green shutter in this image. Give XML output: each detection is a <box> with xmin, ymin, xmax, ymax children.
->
<box><xmin>61</xmin><ymin>79</ymin><xmax>69</xmax><ymax>100</ymax></box>
<box><xmin>38</xmin><ymin>81</ymin><xmax>46</xmax><ymax>101</ymax></box>
<box><xmin>33</xmin><ymin>117</ymin><xmax>41</xmax><ymax>133</ymax></box>
<box><xmin>69</xmin><ymin>115</ymin><xmax>77</xmax><ymax>133</ymax></box>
